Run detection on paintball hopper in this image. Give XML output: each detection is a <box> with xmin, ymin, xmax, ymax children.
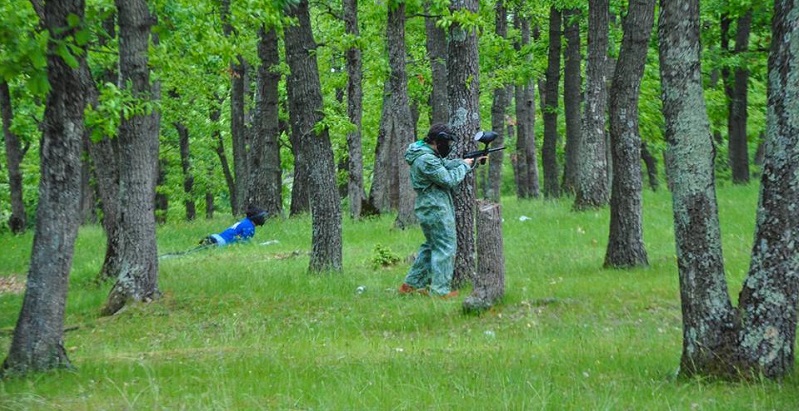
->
<box><xmin>474</xmin><ymin>130</ymin><xmax>498</xmax><ymax>146</ymax></box>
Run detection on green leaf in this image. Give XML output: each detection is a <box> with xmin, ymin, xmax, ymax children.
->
<box><xmin>66</xmin><ymin>13</ymin><xmax>81</xmax><ymax>28</ymax></box>
<box><xmin>55</xmin><ymin>42</ymin><xmax>79</xmax><ymax>68</ymax></box>
<box><xmin>74</xmin><ymin>28</ymin><xmax>91</xmax><ymax>46</ymax></box>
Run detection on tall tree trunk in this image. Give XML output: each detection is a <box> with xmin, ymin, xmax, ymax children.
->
<box><xmin>561</xmin><ymin>8</ymin><xmax>582</xmax><ymax>196</ymax></box>
<box><xmin>424</xmin><ymin>1</ymin><xmax>448</xmax><ymax>125</ymax></box>
<box><xmin>86</xmin><ymin>13</ymin><xmax>122</xmax><ymax>283</ymax></box>
<box><xmin>104</xmin><ymin>0</ymin><xmax>160</xmax><ymax>316</ymax></box>
<box><xmin>369</xmin><ymin>2</ymin><xmax>416</xmax><ymax>227</ymax></box>
<box><xmin>640</xmin><ymin>141</ymin><xmax>659</xmax><ymax>191</ymax></box>
<box><xmin>1</xmin><ymin>0</ymin><xmax>88</xmax><ymax>376</ymax></box>
<box><xmin>574</xmin><ymin>0</ymin><xmax>610</xmax><ymax>210</ymax></box>
<box><xmin>175</xmin><ymin>122</ymin><xmax>196</xmax><ymax>221</ymax></box>
<box><xmin>220</xmin><ymin>0</ymin><xmax>248</xmax><ymax>215</ymax></box>
<box><xmin>250</xmin><ymin>26</ymin><xmax>282</xmax><ymax>218</ymax></box>
<box><xmin>390</xmin><ymin>3</ymin><xmax>417</xmax><ymax>228</ymax></box>
<box><xmin>542</xmin><ymin>7</ymin><xmax>561</xmax><ymax>199</ymax></box>
<box><xmin>154</xmin><ymin>157</ymin><xmax>168</xmax><ymax>224</ymax></box>
<box><xmin>79</xmin><ymin>131</ymin><xmax>96</xmax><ymax>224</ymax></box>
<box><xmin>729</xmin><ymin>9</ymin><xmax>753</xmax><ymax>185</ymax></box>
<box><xmin>658</xmin><ymin>0</ymin><xmax>735</xmax><ymax>378</ymax></box>
<box><xmin>733</xmin><ymin>0</ymin><xmax>799</xmax><ymax>379</ymax></box>
<box><xmin>604</xmin><ymin>0</ymin><xmax>654</xmax><ymax>269</ymax></box>
<box><xmin>486</xmin><ymin>0</ymin><xmax>509</xmax><ymax>203</ymax></box>
<box><xmin>344</xmin><ymin>0</ymin><xmax>365</xmax><ymax>219</ymax></box>
<box><xmin>288</xmin><ymin>133</ymin><xmax>310</xmax><ymax>216</ymax></box>
<box><xmin>0</xmin><ymin>81</ymin><xmax>27</xmax><ymax>233</ymax></box>
<box><xmin>284</xmin><ymin>0</ymin><xmax>342</xmax><ymax>272</ymax></box>
<box><xmin>514</xmin><ymin>16</ymin><xmax>539</xmax><ymax>200</ymax></box>
<box><xmin>447</xmin><ymin>0</ymin><xmax>481</xmax><ymax>289</ymax></box>
<box><xmin>211</xmin><ymin>103</ymin><xmax>237</xmax><ymax>212</ymax></box>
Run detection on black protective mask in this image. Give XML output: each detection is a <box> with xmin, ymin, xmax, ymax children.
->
<box><xmin>437</xmin><ymin>141</ymin><xmax>451</xmax><ymax>158</ymax></box>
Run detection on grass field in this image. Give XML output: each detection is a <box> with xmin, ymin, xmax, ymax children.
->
<box><xmin>2</xmin><ymin>183</ymin><xmax>798</xmax><ymax>410</ymax></box>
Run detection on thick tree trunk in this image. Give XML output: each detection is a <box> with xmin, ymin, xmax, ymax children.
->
<box><xmin>658</xmin><ymin>0</ymin><xmax>736</xmax><ymax>378</ymax></box>
<box><xmin>448</xmin><ymin>0</ymin><xmax>481</xmax><ymax>289</ymax></box>
<box><xmin>574</xmin><ymin>0</ymin><xmax>610</xmax><ymax>211</ymax></box>
<box><xmin>344</xmin><ymin>0</ymin><xmax>365</xmax><ymax>219</ymax></box>
<box><xmin>0</xmin><ymin>81</ymin><xmax>27</xmax><ymax>233</ymax></box>
<box><xmin>284</xmin><ymin>0</ymin><xmax>342</xmax><ymax>272</ymax></box>
<box><xmin>251</xmin><ymin>26</ymin><xmax>282</xmax><ymax>218</ymax></box>
<box><xmin>561</xmin><ymin>8</ymin><xmax>582</xmax><ymax>196</ymax></box>
<box><xmin>2</xmin><ymin>0</ymin><xmax>88</xmax><ymax>376</ymax></box>
<box><xmin>463</xmin><ymin>200</ymin><xmax>505</xmax><ymax>314</ymax></box>
<box><xmin>543</xmin><ymin>7</ymin><xmax>561</xmax><ymax>199</ymax></box>
<box><xmin>424</xmin><ymin>2</ymin><xmax>448</xmax><ymax>125</ymax></box>
<box><xmin>729</xmin><ymin>9</ymin><xmax>752</xmax><ymax>185</ymax></box>
<box><xmin>604</xmin><ymin>0</ymin><xmax>654</xmax><ymax>269</ymax></box>
<box><xmin>175</xmin><ymin>122</ymin><xmax>196</xmax><ymax>221</ymax></box>
<box><xmin>734</xmin><ymin>0</ymin><xmax>799</xmax><ymax>379</ymax></box>
<box><xmin>104</xmin><ymin>0</ymin><xmax>160</xmax><ymax>316</ymax></box>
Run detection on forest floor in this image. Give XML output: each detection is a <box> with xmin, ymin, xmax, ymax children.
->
<box><xmin>2</xmin><ymin>183</ymin><xmax>799</xmax><ymax>410</ymax></box>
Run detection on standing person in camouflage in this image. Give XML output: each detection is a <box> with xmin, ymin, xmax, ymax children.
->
<box><xmin>398</xmin><ymin>123</ymin><xmax>482</xmax><ymax>298</ymax></box>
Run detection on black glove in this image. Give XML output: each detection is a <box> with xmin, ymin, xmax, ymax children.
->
<box><xmin>199</xmin><ymin>236</ymin><xmax>217</xmax><ymax>246</ymax></box>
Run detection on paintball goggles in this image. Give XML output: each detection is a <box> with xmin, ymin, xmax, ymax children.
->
<box><xmin>463</xmin><ymin>131</ymin><xmax>506</xmax><ymax>165</ymax></box>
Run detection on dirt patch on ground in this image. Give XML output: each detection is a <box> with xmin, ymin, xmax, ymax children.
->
<box><xmin>0</xmin><ymin>276</ymin><xmax>26</xmax><ymax>295</ymax></box>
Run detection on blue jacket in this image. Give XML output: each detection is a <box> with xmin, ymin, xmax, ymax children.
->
<box><xmin>210</xmin><ymin>217</ymin><xmax>256</xmax><ymax>245</ymax></box>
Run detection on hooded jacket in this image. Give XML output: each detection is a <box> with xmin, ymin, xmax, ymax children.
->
<box><xmin>404</xmin><ymin>140</ymin><xmax>471</xmax><ymax>223</ymax></box>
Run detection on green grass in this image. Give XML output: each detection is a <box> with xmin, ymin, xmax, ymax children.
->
<box><xmin>2</xmin><ymin>184</ymin><xmax>799</xmax><ymax>410</ymax></box>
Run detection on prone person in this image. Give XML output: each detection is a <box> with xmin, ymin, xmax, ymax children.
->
<box><xmin>200</xmin><ymin>205</ymin><xmax>267</xmax><ymax>246</ymax></box>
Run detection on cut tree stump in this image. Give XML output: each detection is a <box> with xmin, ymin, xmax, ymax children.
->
<box><xmin>463</xmin><ymin>200</ymin><xmax>505</xmax><ymax>314</ymax></box>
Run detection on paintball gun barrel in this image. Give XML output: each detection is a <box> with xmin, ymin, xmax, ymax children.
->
<box><xmin>464</xmin><ymin>130</ymin><xmax>505</xmax><ymax>164</ymax></box>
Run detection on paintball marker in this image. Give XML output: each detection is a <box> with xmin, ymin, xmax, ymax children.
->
<box><xmin>463</xmin><ymin>131</ymin><xmax>505</xmax><ymax>165</ymax></box>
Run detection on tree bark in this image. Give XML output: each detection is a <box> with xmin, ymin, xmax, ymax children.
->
<box><xmin>369</xmin><ymin>3</ymin><xmax>416</xmax><ymax>228</ymax></box>
<box><xmin>658</xmin><ymin>0</ymin><xmax>735</xmax><ymax>378</ymax></box>
<box><xmin>561</xmin><ymin>8</ymin><xmax>582</xmax><ymax>196</ymax></box>
<box><xmin>0</xmin><ymin>81</ymin><xmax>27</xmax><ymax>233</ymax></box>
<box><xmin>604</xmin><ymin>0</ymin><xmax>654</xmax><ymax>269</ymax></box>
<box><xmin>448</xmin><ymin>0</ymin><xmax>481</xmax><ymax>289</ymax></box>
<box><xmin>250</xmin><ymin>26</ymin><xmax>282</xmax><ymax>218</ymax></box>
<box><xmin>543</xmin><ymin>7</ymin><xmax>561</xmax><ymax>199</ymax></box>
<box><xmin>734</xmin><ymin>0</ymin><xmax>799</xmax><ymax>379</ymax></box>
<box><xmin>155</xmin><ymin>157</ymin><xmax>168</xmax><ymax>224</ymax></box>
<box><xmin>463</xmin><ymin>200</ymin><xmax>505</xmax><ymax>314</ymax></box>
<box><xmin>104</xmin><ymin>0</ymin><xmax>160</xmax><ymax>316</ymax></box>
<box><xmin>486</xmin><ymin>0</ymin><xmax>509</xmax><ymax>203</ymax></box>
<box><xmin>211</xmin><ymin>103</ymin><xmax>237</xmax><ymax>212</ymax></box>
<box><xmin>85</xmin><ymin>12</ymin><xmax>121</xmax><ymax>283</ymax></box>
<box><xmin>220</xmin><ymin>0</ymin><xmax>248</xmax><ymax>215</ymax></box>
<box><xmin>574</xmin><ymin>0</ymin><xmax>610</xmax><ymax>211</ymax></box>
<box><xmin>344</xmin><ymin>0</ymin><xmax>365</xmax><ymax>219</ymax></box>
<box><xmin>284</xmin><ymin>0</ymin><xmax>342</xmax><ymax>272</ymax></box>
<box><xmin>640</xmin><ymin>141</ymin><xmax>659</xmax><ymax>191</ymax></box>
<box><xmin>174</xmin><ymin>122</ymin><xmax>196</xmax><ymax>220</ymax></box>
<box><xmin>2</xmin><ymin>0</ymin><xmax>88</xmax><ymax>376</ymax></box>
<box><xmin>424</xmin><ymin>2</ymin><xmax>448</xmax><ymax>125</ymax></box>
<box><xmin>729</xmin><ymin>9</ymin><xmax>752</xmax><ymax>185</ymax></box>
<box><xmin>513</xmin><ymin>15</ymin><xmax>539</xmax><ymax>200</ymax></box>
